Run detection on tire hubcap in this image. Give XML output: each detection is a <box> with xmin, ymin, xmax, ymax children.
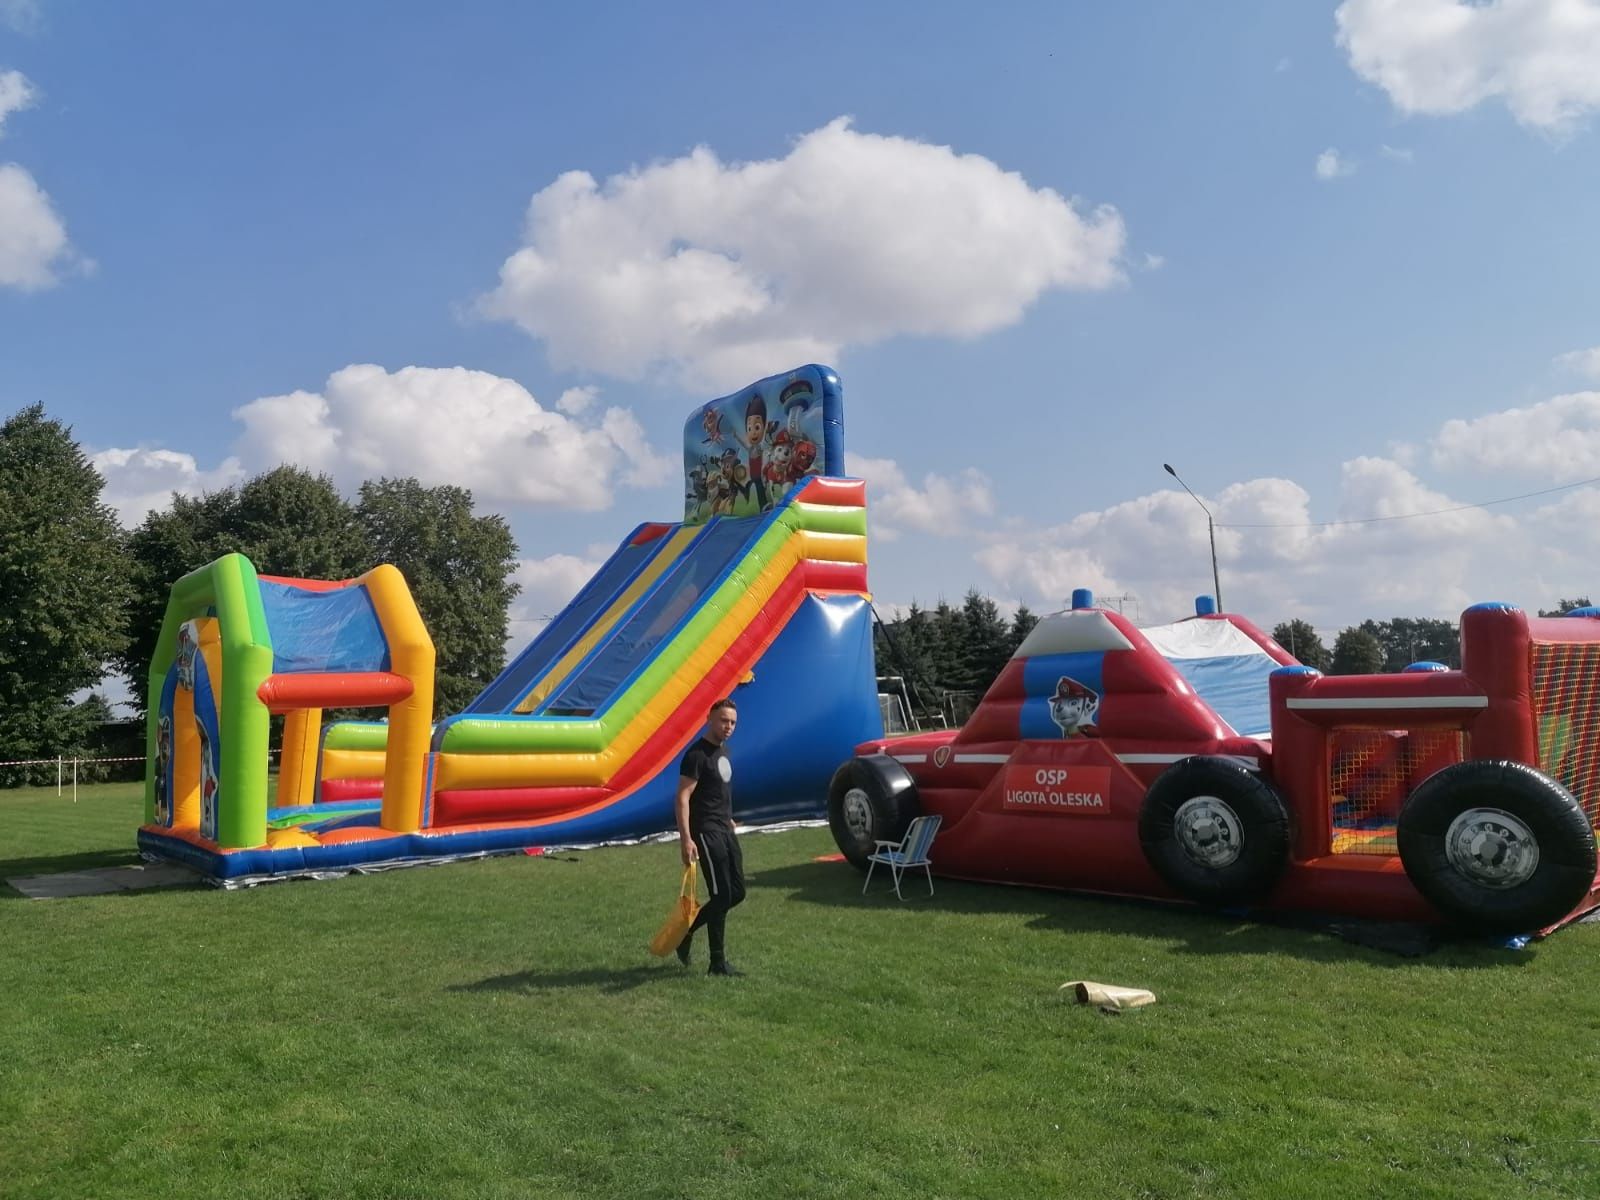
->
<box><xmin>842</xmin><ymin>787</ymin><xmax>874</xmax><ymax>841</ymax></box>
<box><xmin>1445</xmin><ymin>807</ymin><xmax>1539</xmax><ymax>888</ymax></box>
<box><xmin>1173</xmin><ymin>796</ymin><xmax>1244</xmax><ymax>869</ymax></box>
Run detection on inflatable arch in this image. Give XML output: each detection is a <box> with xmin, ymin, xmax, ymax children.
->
<box><xmin>144</xmin><ymin>556</ymin><xmax>434</xmax><ymax>853</ymax></box>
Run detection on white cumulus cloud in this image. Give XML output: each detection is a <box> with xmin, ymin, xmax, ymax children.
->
<box><xmin>90</xmin><ymin>446</ymin><xmax>246</xmax><ymax>527</ymax></box>
<box><xmin>0</xmin><ymin>162</ymin><xmax>77</xmax><ymax>289</ymax></box>
<box><xmin>846</xmin><ymin>452</ymin><xmax>995</xmax><ymax>541</ymax></box>
<box><xmin>479</xmin><ymin>118</ymin><xmax>1127</xmax><ymax>390</ymax></box>
<box><xmin>1336</xmin><ymin>0</ymin><xmax>1600</xmax><ymax>134</ymax></box>
<box><xmin>972</xmin><ymin>458</ymin><xmax>1538</xmax><ymax>632</ymax></box>
<box><xmin>231</xmin><ymin>364</ymin><xmax>675</xmax><ymax>510</ymax></box>
<box><xmin>1431</xmin><ymin>390</ymin><xmax>1600</xmax><ymax>475</ymax></box>
<box><xmin>0</xmin><ymin>68</ymin><xmax>35</xmax><ymax>132</ymax></box>
<box><xmin>0</xmin><ymin>73</ymin><xmax>83</xmax><ymax>290</ymax></box>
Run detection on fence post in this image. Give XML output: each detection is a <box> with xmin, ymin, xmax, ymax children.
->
<box><xmin>73</xmin><ymin>757</ymin><xmax>79</xmax><ymax>804</ymax></box>
<box><xmin>57</xmin><ymin>755</ymin><xmax>63</xmax><ymax>797</ymax></box>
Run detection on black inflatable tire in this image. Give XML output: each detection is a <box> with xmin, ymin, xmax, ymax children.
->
<box><xmin>1397</xmin><ymin>760</ymin><xmax>1597</xmax><ymax>935</ymax></box>
<box><xmin>1138</xmin><ymin>757</ymin><xmax>1291</xmax><ymax>905</ymax></box>
<box><xmin>828</xmin><ymin>754</ymin><xmax>920</xmax><ymax>871</ymax></box>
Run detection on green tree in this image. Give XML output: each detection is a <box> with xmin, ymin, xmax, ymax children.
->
<box><xmin>961</xmin><ymin>589</ymin><xmax>1012</xmax><ymax>699</ymax></box>
<box><xmin>1272</xmin><ymin>619</ymin><xmax>1331</xmax><ymax>671</ymax></box>
<box><xmin>0</xmin><ymin>405</ymin><xmax>133</xmax><ymax>780</ymax></box>
<box><xmin>356</xmin><ymin>478</ymin><xmax>521</xmax><ymax>715</ymax></box>
<box><xmin>1538</xmin><ymin>597</ymin><xmax>1592</xmax><ymax>618</ymax></box>
<box><xmin>1009</xmin><ymin>604</ymin><xmax>1039</xmax><ymax>654</ymax></box>
<box><xmin>118</xmin><ymin>467</ymin><xmax>374</xmax><ymax>706</ymax></box>
<box><xmin>930</xmin><ymin>600</ymin><xmax>970</xmax><ymax>697</ymax></box>
<box><xmin>1330</xmin><ymin>627</ymin><xmax>1386</xmax><ymax>676</ymax></box>
<box><xmin>873</xmin><ymin>602</ymin><xmax>939</xmax><ymax>722</ymax></box>
<box><xmin>1357</xmin><ymin>617</ymin><xmax>1461</xmax><ymax>671</ymax></box>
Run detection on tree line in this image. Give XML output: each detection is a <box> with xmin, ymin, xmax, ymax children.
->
<box><xmin>6</xmin><ymin>403</ymin><xmax>1595</xmax><ymax>778</ymax></box>
<box><xmin>2</xmin><ymin>405</ymin><xmax>519</xmax><ymax>783</ymax></box>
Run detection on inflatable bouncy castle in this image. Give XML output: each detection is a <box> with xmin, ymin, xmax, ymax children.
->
<box><xmin>139</xmin><ymin>365</ymin><xmax>884</xmax><ymax>882</ymax></box>
<box><xmin>830</xmin><ymin>592</ymin><xmax>1600</xmax><ymax>936</ymax></box>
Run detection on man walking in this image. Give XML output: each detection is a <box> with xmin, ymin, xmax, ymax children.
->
<box><xmin>675</xmin><ymin>698</ymin><xmax>746</xmax><ymax>976</ymax></box>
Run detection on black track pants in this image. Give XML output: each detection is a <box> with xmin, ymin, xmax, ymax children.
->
<box><xmin>687</xmin><ymin>828</ymin><xmax>745</xmax><ymax>963</ymax></box>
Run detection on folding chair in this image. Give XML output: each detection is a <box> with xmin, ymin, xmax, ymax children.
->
<box><xmin>863</xmin><ymin>814</ymin><xmax>942</xmax><ymax>899</ymax></box>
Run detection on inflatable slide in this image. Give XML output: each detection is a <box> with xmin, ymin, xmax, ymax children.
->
<box><xmin>138</xmin><ymin>365</ymin><xmax>884</xmax><ymax>882</ymax></box>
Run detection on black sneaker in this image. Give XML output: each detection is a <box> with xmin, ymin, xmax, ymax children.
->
<box><xmin>675</xmin><ymin>936</ymin><xmax>692</xmax><ymax>966</ymax></box>
<box><xmin>707</xmin><ymin>960</ymin><xmax>744</xmax><ymax>977</ymax></box>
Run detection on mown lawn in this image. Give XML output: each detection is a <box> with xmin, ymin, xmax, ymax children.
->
<box><xmin>3</xmin><ymin>784</ymin><xmax>1598</xmax><ymax>1199</ymax></box>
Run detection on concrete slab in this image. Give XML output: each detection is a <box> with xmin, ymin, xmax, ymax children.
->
<box><xmin>6</xmin><ymin>862</ymin><xmax>204</xmax><ymax>899</ymax></box>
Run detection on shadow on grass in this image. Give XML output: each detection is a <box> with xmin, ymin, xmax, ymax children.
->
<box><xmin>451</xmin><ymin>963</ymin><xmax>679</xmax><ymax>996</ymax></box>
<box><xmin>748</xmin><ymin>860</ymin><xmax>1536</xmax><ymax>968</ymax></box>
<box><xmin>0</xmin><ymin>847</ymin><xmax>145</xmax><ymax>899</ymax></box>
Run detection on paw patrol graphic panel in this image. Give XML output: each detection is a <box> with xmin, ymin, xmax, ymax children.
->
<box><xmin>683</xmin><ymin>365</ymin><xmax>843</xmax><ymax>525</ymax></box>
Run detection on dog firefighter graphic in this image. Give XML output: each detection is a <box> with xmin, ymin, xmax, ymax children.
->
<box><xmin>1048</xmin><ymin>676</ymin><xmax>1100</xmax><ymax>737</ymax></box>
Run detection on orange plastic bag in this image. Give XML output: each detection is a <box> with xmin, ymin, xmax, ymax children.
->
<box><xmin>648</xmin><ymin>863</ymin><xmax>701</xmax><ymax>956</ymax></box>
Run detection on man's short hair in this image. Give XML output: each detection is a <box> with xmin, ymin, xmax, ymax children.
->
<box><xmin>709</xmin><ymin>697</ymin><xmax>737</xmax><ymax>716</ymax></box>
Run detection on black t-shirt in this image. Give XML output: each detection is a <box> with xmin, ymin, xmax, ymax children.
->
<box><xmin>679</xmin><ymin>736</ymin><xmax>733</xmax><ymax>833</ymax></box>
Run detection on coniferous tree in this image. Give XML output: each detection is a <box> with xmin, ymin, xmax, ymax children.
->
<box><xmin>961</xmin><ymin>589</ymin><xmax>1012</xmax><ymax>699</ymax></box>
<box><xmin>1008</xmin><ymin>604</ymin><xmax>1039</xmax><ymax>655</ymax></box>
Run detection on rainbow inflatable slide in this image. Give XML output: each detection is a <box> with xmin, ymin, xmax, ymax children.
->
<box><xmin>138</xmin><ymin>365</ymin><xmax>883</xmax><ymax>882</ymax></box>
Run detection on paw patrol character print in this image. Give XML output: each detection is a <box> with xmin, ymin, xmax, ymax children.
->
<box><xmin>787</xmin><ymin>437</ymin><xmax>817</xmax><ymax>483</ymax></box>
<box><xmin>734</xmin><ymin>391</ymin><xmax>771</xmax><ymax>509</ymax></box>
<box><xmin>197</xmin><ymin>724</ymin><xmax>219</xmax><ymax>840</ymax></box>
<box><xmin>765</xmin><ymin>431</ymin><xmax>793</xmax><ymax>489</ymax></box>
<box><xmin>154</xmin><ymin>713</ymin><xmax>174</xmax><ymax>825</ymax></box>
<box><xmin>710</xmin><ymin>448</ymin><xmax>741</xmax><ymax>515</ymax></box>
<box><xmin>176</xmin><ymin>621</ymin><xmax>200</xmax><ymax>692</ymax></box>
<box><xmin>700</xmin><ymin>404</ymin><xmax>726</xmax><ymax>446</ymax></box>
<box><xmin>1048</xmin><ymin>676</ymin><xmax>1099</xmax><ymax>737</ymax></box>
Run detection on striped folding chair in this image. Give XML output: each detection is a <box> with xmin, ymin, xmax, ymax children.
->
<box><xmin>863</xmin><ymin>814</ymin><xmax>942</xmax><ymax>900</ymax></box>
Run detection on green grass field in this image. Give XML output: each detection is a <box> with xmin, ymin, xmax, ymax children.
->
<box><xmin>3</xmin><ymin>784</ymin><xmax>1598</xmax><ymax>1199</ymax></box>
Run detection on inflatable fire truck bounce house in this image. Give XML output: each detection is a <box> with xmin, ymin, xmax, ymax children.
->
<box><xmin>828</xmin><ymin>589</ymin><xmax>1600</xmax><ymax>936</ymax></box>
<box><xmin>138</xmin><ymin>365</ymin><xmax>881</xmax><ymax>883</ymax></box>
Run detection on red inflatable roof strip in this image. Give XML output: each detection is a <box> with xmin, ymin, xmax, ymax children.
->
<box><xmin>257</xmin><ymin>574</ymin><xmax>355</xmax><ymax>592</ymax></box>
<box><xmin>629</xmin><ymin>522</ymin><xmax>675</xmax><ymax>545</ymax></box>
<box><xmin>257</xmin><ymin>671</ymin><xmax>413</xmax><ymax>710</ymax></box>
<box><xmin>797</xmin><ymin>476</ymin><xmax>865</xmax><ymax>506</ymax></box>
<box><xmin>797</xmin><ymin>559</ymin><xmax>867</xmax><ymax>594</ymax></box>
<box><xmin>1527</xmin><ymin>616</ymin><xmax>1600</xmax><ymax>644</ymax></box>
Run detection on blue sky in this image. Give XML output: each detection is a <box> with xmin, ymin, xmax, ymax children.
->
<box><xmin>4</xmin><ymin>0</ymin><xmax>1600</xmax><ymax>650</ymax></box>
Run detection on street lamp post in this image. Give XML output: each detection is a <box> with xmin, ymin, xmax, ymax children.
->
<box><xmin>1163</xmin><ymin>463</ymin><xmax>1222</xmax><ymax>612</ymax></box>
